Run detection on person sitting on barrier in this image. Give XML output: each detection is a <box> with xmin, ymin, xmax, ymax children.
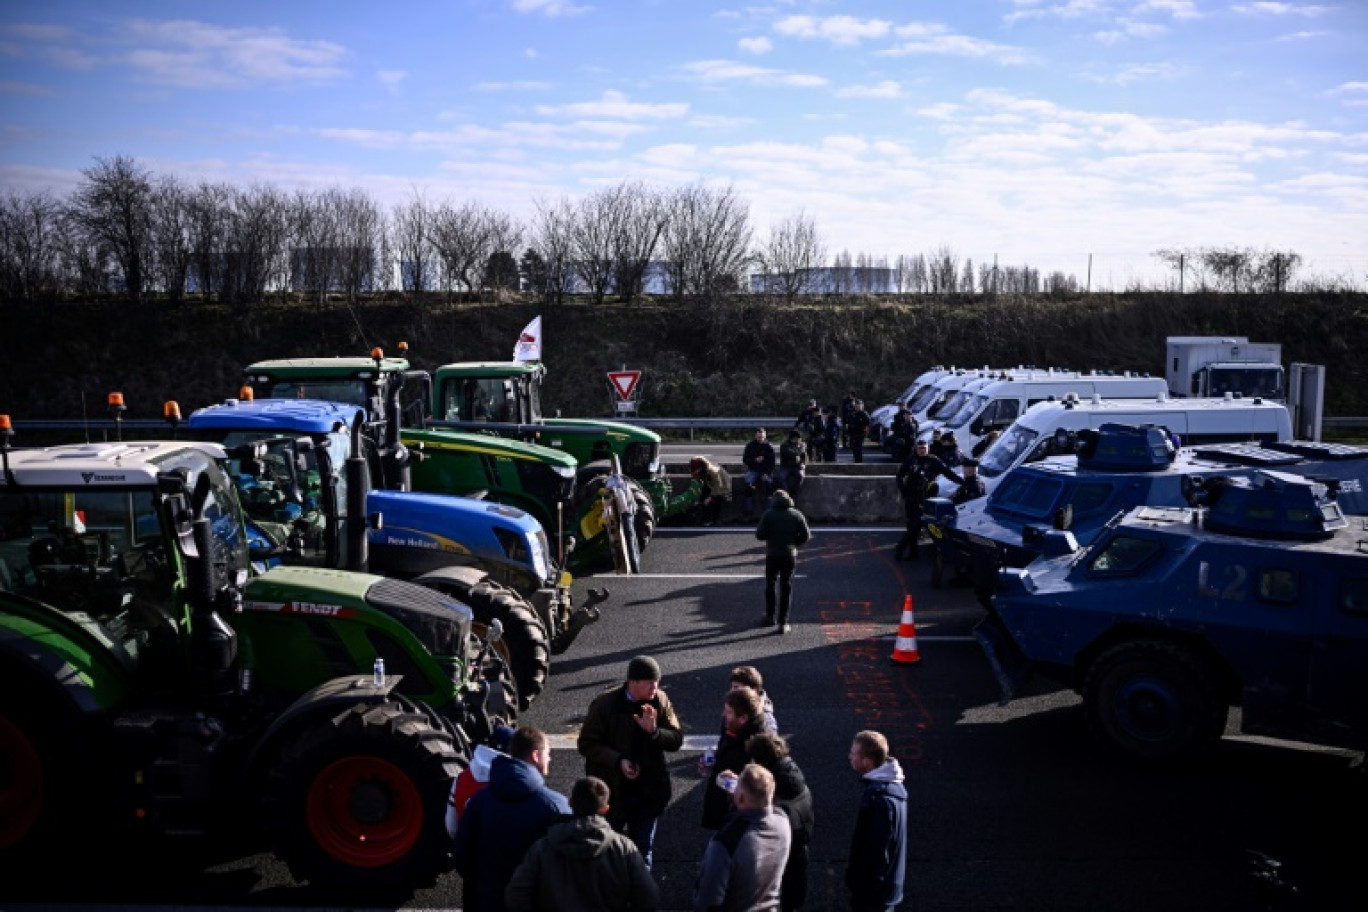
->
<box><xmin>741</xmin><ymin>428</ymin><xmax>777</xmax><ymax>521</ymax></box>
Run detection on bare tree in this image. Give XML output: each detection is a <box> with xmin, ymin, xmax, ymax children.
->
<box><xmin>187</xmin><ymin>182</ymin><xmax>232</xmax><ymax>300</ymax></box>
<box><xmin>529</xmin><ymin>196</ymin><xmax>576</xmax><ymax>305</ymax></box>
<box><xmin>474</xmin><ymin>210</ymin><xmax>522</xmax><ymax>295</ymax></box>
<box><xmin>960</xmin><ymin>257</ymin><xmax>975</xmax><ymax>294</ymax></box>
<box><xmin>568</xmin><ymin>188</ymin><xmax>623</xmax><ymax>305</ymax></box>
<box><xmin>927</xmin><ymin>245</ymin><xmax>959</xmax><ymax>294</ymax></box>
<box><xmin>148</xmin><ymin>176</ymin><xmax>193</xmax><ymax>302</ymax></box>
<box><xmin>0</xmin><ymin>191</ymin><xmax>64</xmax><ymax>302</ymax></box>
<box><xmin>831</xmin><ymin>250</ymin><xmax>853</xmax><ymax>295</ymax></box>
<box><xmin>66</xmin><ymin>155</ymin><xmax>155</xmax><ymax>303</ymax></box>
<box><xmin>659</xmin><ymin>182</ymin><xmax>753</xmax><ymax>302</ymax></box>
<box><xmin>222</xmin><ymin>184</ymin><xmax>288</xmax><ymax>307</ymax></box>
<box><xmin>758</xmin><ymin>210</ymin><xmax>827</xmax><ymax>303</ymax></box>
<box><xmin>391</xmin><ymin>189</ymin><xmax>436</xmax><ymax>293</ymax></box>
<box><xmin>333</xmin><ymin>188</ymin><xmax>382</xmax><ymax>301</ymax></box>
<box><xmin>432</xmin><ymin>200</ymin><xmax>515</xmax><ymax>299</ymax></box>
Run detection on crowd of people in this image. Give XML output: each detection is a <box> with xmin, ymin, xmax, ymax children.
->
<box><xmin>451</xmin><ymin>654</ymin><xmax>908</xmax><ymax>912</ymax></box>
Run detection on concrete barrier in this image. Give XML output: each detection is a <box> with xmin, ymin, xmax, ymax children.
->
<box><xmin>663</xmin><ymin>467</ymin><xmax>904</xmax><ymax>524</ymax></box>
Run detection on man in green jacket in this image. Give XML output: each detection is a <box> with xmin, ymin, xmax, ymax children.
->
<box><xmin>755</xmin><ymin>490</ymin><xmax>812</xmax><ymax>634</ymax></box>
<box><xmin>505</xmin><ymin>776</ymin><xmax>659</xmax><ymax>912</ymax></box>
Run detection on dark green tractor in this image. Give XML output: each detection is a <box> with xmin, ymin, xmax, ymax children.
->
<box><xmin>0</xmin><ymin>427</ymin><xmax>512</xmax><ymax>895</ymax></box>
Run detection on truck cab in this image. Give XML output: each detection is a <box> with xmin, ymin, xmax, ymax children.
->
<box><xmin>975</xmin><ymin>469</ymin><xmax>1368</xmax><ymax>761</ymax></box>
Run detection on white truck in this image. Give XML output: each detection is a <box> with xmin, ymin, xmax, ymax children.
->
<box><xmin>1165</xmin><ymin>336</ymin><xmax>1284</xmax><ymax>402</ymax></box>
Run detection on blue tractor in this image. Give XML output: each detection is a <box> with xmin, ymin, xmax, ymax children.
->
<box><xmin>974</xmin><ymin>469</ymin><xmax>1368</xmax><ymax>762</ymax></box>
<box><xmin>185</xmin><ymin>397</ymin><xmax>607</xmax><ymax>709</ymax></box>
<box><xmin>924</xmin><ymin>423</ymin><xmax>1368</xmax><ymax>606</ymax></box>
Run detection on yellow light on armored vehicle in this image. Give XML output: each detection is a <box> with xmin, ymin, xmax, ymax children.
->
<box><xmin>239</xmin><ymin>386</ymin><xmax>254</xmax><ymax>401</ymax></box>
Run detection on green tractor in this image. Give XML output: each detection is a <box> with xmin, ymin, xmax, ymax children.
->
<box><xmin>240</xmin><ymin>351</ymin><xmax>648</xmax><ymax>572</ymax></box>
<box><xmin>0</xmin><ymin>421</ymin><xmax>513</xmax><ymax>894</ymax></box>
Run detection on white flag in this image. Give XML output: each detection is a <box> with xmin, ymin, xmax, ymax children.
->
<box><xmin>513</xmin><ymin>316</ymin><xmax>542</xmax><ymax>362</ymax></box>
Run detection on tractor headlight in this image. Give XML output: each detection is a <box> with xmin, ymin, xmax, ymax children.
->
<box><xmin>553</xmin><ymin>465</ymin><xmax>576</xmax><ymax>479</ymax></box>
<box><xmin>528</xmin><ymin>530</ymin><xmax>552</xmax><ymax>581</ymax></box>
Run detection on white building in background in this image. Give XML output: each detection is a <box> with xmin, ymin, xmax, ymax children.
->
<box><xmin>749</xmin><ymin>266</ymin><xmax>898</xmax><ymax>294</ymax></box>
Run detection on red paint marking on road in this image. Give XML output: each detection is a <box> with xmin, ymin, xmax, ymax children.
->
<box><xmin>818</xmin><ymin>600</ymin><xmax>932</xmax><ymax>761</ymax></box>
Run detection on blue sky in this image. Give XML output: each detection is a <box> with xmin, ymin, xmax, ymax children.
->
<box><xmin>1</xmin><ymin>0</ymin><xmax>1364</xmax><ymax>286</ymax></box>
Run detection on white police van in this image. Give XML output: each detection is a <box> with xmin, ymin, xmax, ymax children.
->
<box><xmin>976</xmin><ymin>392</ymin><xmax>1293</xmax><ymax>487</ymax></box>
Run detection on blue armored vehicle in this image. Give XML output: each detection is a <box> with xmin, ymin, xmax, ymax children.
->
<box><xmin>974</xmin><ymin>469</ymin><xmax>1368</xmax><ymax>762</ymax></box>
<box><xmin>186</xmin><ymin>397</ymin><xmax>606</xmax><ymax>708</ymax></box>
<box><xmin>925</xmin><ymin>423</ymin><xmax>1368</xmax><ymax>604</ymax></box>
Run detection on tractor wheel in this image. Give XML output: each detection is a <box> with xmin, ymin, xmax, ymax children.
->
<box><xmin>573</xmin><ymin>470</ymin><xmax>655</xmax><ymax>571</ymax></box>
<box><xmin>266</xmin><ymin>700</ymin><xmax>464</xmax><ymax>895</ymax></box>
<box><xmin>1082</xmin><ymin>640</ymin><xmax>1227</xmax><ymax>763</ymax></box>
<box><xmin>0</xmin><ymin>677</ymin><xmax>93</xmax><ymax>860</ymax></box>
<box><xmin>631</xmin><ymin>484</ymin><xmax>657</xmax><ymax>551</ymax></box>
<box><xmin>420</xmin><ymin>576</ymin><xmax>549</xmax><ymax>711</ymax></box>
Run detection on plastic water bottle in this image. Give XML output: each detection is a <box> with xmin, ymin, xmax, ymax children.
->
<box><xmin>373</xmin><ymin>657</ymin><xmax>386</xmax><ymax>687</ymax></box>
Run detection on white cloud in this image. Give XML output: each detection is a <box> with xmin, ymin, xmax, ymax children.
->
<box><xmin>1093</xmin><ymin>19</ymin><xmax>1168</xmax><ymax>43</ymax></box>
<box><xmin>834</xmin><ymin>80</ymin><xmax>903</xmax><ymax>99</ymax></box>
<box><xmin>1004</xmin><ymin>1</ymin><xmax>1110</xmax><ymax>25</ymax></box>
<box><xmin>1232</xmin><ymin>2</ymin><xmax>1332</xmax><ymax>15</ymax></box>
<box><xmin>882</xmin><ymin>32</ymin><xmax>1034</xmax><ymax>65</ymax></box>
<box><xmin>511</xmin><ymin>0</ymin><xmax>592</xmax><ymax>17</ymax></box>
<box><xmin>738</xmin><ymin>36</ymin><xmax>772</xmax><ymax>55</ymax></box>
<box><xmin>1090</xmin><ymin>61</ymin><xmax>1187</xmax><ymax>85</ymax></box>
<box><xmin>773</xmin><ymin>15</ymin><xmax>892</xmax><ymax>46</ymax></box>
<box><xmin>1132</xmin><ymin>1</ymin><xmax>1201</xmax><ymax>19</ymax></box>
<box><xmin>123</xmin><ymin>20</ymin><xmax>347</xmax><ymax>88</ymax></box>
<box><xmin>682</xmin><ymin>60</ymin><xmax>829</xmax><ymax>88</ymax></box>
<box><xmin>536</xmin><ymin>90</ymin><xmax>688</xmax><ymax>120</ymax></box>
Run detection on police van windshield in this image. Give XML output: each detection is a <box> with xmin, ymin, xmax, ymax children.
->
<box><xmin>979</xmin><ymin>424</ymin><xmax>1039</xmax><ymax>477</ymax></box>
<box><xmin>906</xmin><ymin>384</ymin><xmax>944</xmax><ymax>415</ymax></box>
<box><xmin>1206</xmin><ymin>367</ymin><xmax>1284</xmax><ymax>400</ymax></box>
<box><xmin>943</xmin><ymin>394</ymin><xmax>987</xmax><ymax>429</ymax></box>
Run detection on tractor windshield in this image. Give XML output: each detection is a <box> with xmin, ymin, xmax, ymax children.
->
<box><xmin>0</xmin><ymin>485</ymin><xmax>178</xmax><ymax>655</ymax></box>
<box><xmin>263</xmin><ymin>379</ymin><xmax>369</xmax><ymax>408</ymax></box>
<box><xmin>439</xmin><ymin>377</ymin><xmax>516</xmax><ymax>423</ymax></box>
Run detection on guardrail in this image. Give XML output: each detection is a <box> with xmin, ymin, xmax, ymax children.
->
<box><xmin>12</xmin><ymin>416</ymin><xmax>1368</xmax><ymax>436</ymax></box>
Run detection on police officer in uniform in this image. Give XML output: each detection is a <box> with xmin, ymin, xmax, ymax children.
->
<box><xmin>895</xmin><ymin>439</ymin><xmax>963</xmax><ymax>561</ymax></box>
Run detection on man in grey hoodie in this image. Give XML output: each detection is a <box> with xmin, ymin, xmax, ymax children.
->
<box><xmin>755</xmin><ymin>489</ymin><xmax>812</xmax><ymax>634</ymax></box>
<box><xmin>692</xmin><ymin>763</ymin><xmax>792</xmax><ymax>912</ymax></box>
<box><xmin>846</xmin><ymin>730</ymin><xmax>908</xmax><ymax>912</ymax></box>
<box><xmin>505</xmin><ymin>776</ymin><xmax>659</xmax><ymax>912</ymax></box>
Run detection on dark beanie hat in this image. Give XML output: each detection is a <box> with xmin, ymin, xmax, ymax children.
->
<box><xmin>627</xmin><ymin>655</ymin><xmax>661</xmax><ymax>682</ymax></box>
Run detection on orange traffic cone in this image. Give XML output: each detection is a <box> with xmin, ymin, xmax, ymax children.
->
<box><xmin>891</xmin><ymin>595</ymin><xmax>921</xmax><ymax>665</ymax></box>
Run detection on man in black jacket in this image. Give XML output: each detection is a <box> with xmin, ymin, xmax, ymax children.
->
<box><xmin>741</xmin><ymin>428</ymin><xmax>777</xmax><ymax>520</ymax></box>
<box><xmin>895</xmin><ymin>439</ymin><xmax>963</xmax><ymax>561</ymax></box>
<box><xmin>755</xmin><ymin>489</ymin><xmax>812</xmax><ymax>632</ymax></box>
<box><xmin>699</xmin><ymin>686</ymin><xmax>773</xmax><ymax>832</ymax></box>
<box><xmin>746</xmin><ymin>731</ymin><xmax>814</xmax><ymax>912</ymax></box>
<box><xmin>847</xmin><ymin>399</ymin><xmax>872</xmax><ymax>463</ymax></box>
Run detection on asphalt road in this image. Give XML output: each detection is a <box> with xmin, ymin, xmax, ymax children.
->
<box><xmin>3</xmin><ymin>526</ymin><xmax>1364</xmax><ymax>911</ymax></box>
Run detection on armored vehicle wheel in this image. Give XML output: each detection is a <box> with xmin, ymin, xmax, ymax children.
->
<box><xmin>420</xmin><ymin>576</ymin><xmax>549</xmax><ymax>711</ymax></box>
<box><xmin>266</xmin><ymin>700</ymin><xmax>463</xmax><ymax>894</ymax></box>
<box><xmin>1082</xmin><ymin>640</ymin><xmax>1227</xmax><ymax>762</ymax></box>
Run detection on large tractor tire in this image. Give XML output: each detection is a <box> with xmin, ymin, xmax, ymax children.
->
<box><xmin>1082</xmin><ymin>640</ymin><xmax>1227</xmax><ymax>763</ymax></box>
<box><xmin>265</xmin><ymin>700</ymin><xmax>463</xmax><ymax>896</ymax></box>
<box><xmin>0</xmin><ymin>674</ymin><xmax>92</xmax><ymax>863</ymax></box>
<box><xmin>573</xmin><ymin>469</ymin><xmax>656</xmax><ymax>571</ymax></box>
<box><xmin>418</xmin><ymin>575</ymin><xmax>549</xmax><ymax>712</ymax></box>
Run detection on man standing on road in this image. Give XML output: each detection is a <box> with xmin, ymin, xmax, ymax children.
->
<box><xmin>692</xmin><ymin>764</ymin><xmax>791</xmax><ymax>912</ymax></box>
<box><xmin>895</xmin><ymin>439</ymin><xmax>963</xmax><ymax>561</ymax></box>
<box><xmin>700</xmin><ymin>686</ymin><xmax>774</xmax><ymax>832</ymax></box>
<box><xmin>846</xmin><ymin>730</ymin><xmax>908</xmax><ymax>912</ymax></box>
<box><xmin>742</xmin><ymin>428</ymin><xmax>777</xmax><ymax>521</ymax></box>
<box><xmin>453</xmin><ymin>726</ymin><xmax>572</xmax><ymax>912</ymax></box>
<box><xmin>577</xmin><ymin>655</ymin><xmax>684</xmax><ymax>870</ymax></box>
<box><xmin>847</xmin><ymin>399</ymin><xmax>872</xmax><ymax>464</ymax></box>
<box><xmin>755</xmin><ymin>489</ymin><xmax>812</xmax><ymax>634</ymax></box>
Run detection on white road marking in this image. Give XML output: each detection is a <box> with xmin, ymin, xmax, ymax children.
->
<box><xmin>656</xmin><ymin>526</ymin><xmax>901</xmax><ymax>533</ymax></box>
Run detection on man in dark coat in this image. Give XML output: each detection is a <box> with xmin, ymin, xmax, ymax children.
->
<box><xmin>846</xmin><ymin>730</ymin><xmax>908</xmax><ymax>912</ymax></box>
<box><xmin>847</xmin><ymin>399</ymin><xmax>872</xmax><ymax>463</ymax></box>
<box><xmin>776</xmin><ymin>431</ymin><xmax>807</xmax><ymax>497</ymax></box>
<box><xmin>453</xmin><ymin>726</ymin><xmax>572</xmax><ymax>912</ymax></box>
<box><xmin>577</xmin><ymin>655</ymin><xmax>684</xmax><ymax>869</ymax></box>
<box><xmin>700</xmin><ymin>686</ymin><xmax>774</xmax><ymax>832</ymax></box>
<box><xmin>746</xmin><ymin>731</ymin><xmax>815</xmax><ymax>912</ymax></box>
<box><xmin>895</xmin><ymin>439</ymin><xmax>963</xmax><ymax>561</ymax></box>
<box><xmin>505</xmin><ymin>776</ymin><xmax>659</xmax><ymax>912</ymax></box>
<box><xmin>741</xmin><ymin>428</ymin><xmax>777</xmax><ymax>520</ymax></box>
<box><xmin>754</xmin><ymin>489</ymin><xmax>812</xmax><ymax>633</ymax></box>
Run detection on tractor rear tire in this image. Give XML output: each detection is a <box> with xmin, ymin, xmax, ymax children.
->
<box><xmin>631</xmin><ymin>483</ymin><xmax>657</xmax><ymax>550</ymax></box>
<box><xmin>1082</xmin><ymin>639</ymin><xmax>1227</xmax><ymax>763</ymax></box>
<box><xmin>266</xmin><ymin>700</ymin><xmax>463</xmax><ymax>896</ymax></box>
<box><xmin>421</xmin><ymin>576</ymin><xmax>549</xmax><ymax>711</ymax></box>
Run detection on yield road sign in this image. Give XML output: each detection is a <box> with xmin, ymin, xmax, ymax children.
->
<box><xmin>608</xmin><ymin>370</ymin><xmax>642</xmax><ymax>401</ymax></box>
